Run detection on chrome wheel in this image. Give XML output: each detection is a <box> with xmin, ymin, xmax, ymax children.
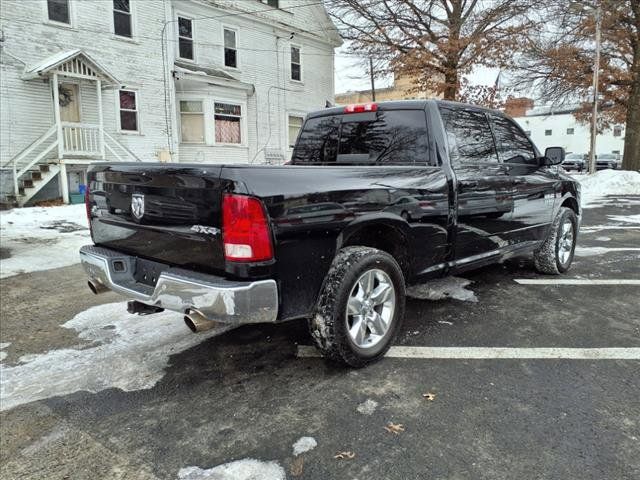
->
<box><xmin>558</xmin><ymin>218</ymin><xmax>574</xmax><ymax>265</ymax></box>
<box><xmin>346</xmin><ymin>268</ymin><xmax>396</xmax><ymax>349</ymax></box>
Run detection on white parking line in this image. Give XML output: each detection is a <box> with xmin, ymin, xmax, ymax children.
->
<box><xmin>296</xmin><ymin>346</ymin><xmax>640</xmax><ymax>360</ymax></box>
<box><xmin>515</xmin><ymin>279</ymin><xmax>640</xmax><ymax>285</ymax></box>
<box><xmin>581</xmin><ymin>226</ymin><xmax>640</xmax><ymax>231</ymax></box>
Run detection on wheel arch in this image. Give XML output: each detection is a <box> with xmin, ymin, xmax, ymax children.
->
<box><xmin>337</xmin><ymin>215</ymin><xmax>412</xmax><ymax>279</ymax></box>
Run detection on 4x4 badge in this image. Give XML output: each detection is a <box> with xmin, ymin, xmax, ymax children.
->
<box><xmin>131</xmin><ymin>194</ymin><xmax>145</xmax><ymax>220</ymax></box>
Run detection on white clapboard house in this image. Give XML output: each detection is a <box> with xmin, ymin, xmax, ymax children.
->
<box><xmin>0</xmin><ymin>0</ymin><xmax>341</xmax><ymax>206</ymax></box>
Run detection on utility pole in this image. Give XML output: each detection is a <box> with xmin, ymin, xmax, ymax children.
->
<box><xmin>369</xmin><ymin>57</ymin><xmax>376</xmax><ymax>101</ymax></box>
<box><xmin>588</xmin><ymin>5</ymin><xmax>601</xmax><ymax>174</ymax></box>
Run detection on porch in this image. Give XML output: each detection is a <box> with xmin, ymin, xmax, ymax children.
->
<box><xmin>2</xmin><ymin>50</ymin><xmax>140</xmax><ymax>206</ymax></box>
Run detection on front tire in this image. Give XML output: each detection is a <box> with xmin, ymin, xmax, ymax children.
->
<box><xmin>533</xmin><ymin>207</ymin><xmax>578</xmax><ymax>274</ymax></box>
<box><xmin>308</xmin><ymin>246</ymin><xmax>405</xmax><ymax>367</ymax></box>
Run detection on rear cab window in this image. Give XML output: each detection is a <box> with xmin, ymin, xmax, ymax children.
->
<box><xmin>292</xmin><ymin>108</ymin><xmax>432</xmax><ymax>166</ymax></box>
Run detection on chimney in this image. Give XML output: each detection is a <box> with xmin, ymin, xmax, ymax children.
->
<box><xmin>504</xmin><ymin>97</ymin><xmax>534</xmax><ymax>117</ymax></box>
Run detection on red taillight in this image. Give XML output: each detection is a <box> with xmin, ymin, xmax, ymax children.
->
<box><xmin>222</xmin><ymin>194</ymin><xmax>273</xmax><ymax>262</ymax></box>
<box><xmin>344</xmin><ymin>103</ymin><xmax>377</xmax><ymax>113</ymax></box>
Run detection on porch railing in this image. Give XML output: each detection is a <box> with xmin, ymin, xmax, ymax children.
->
<box><xmin>61</xmin><ymin>122</ymin><xmax>102</xmax><ymax>157</ymax></box>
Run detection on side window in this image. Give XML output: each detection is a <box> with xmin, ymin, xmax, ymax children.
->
<box><xmin>490</xmin><ymin>114</ymin><xmax>537</xmax><ymax>165</ymax></box>
<box><xmin>113</xmin><ymin>0</ymin><xmax>133</xmax><ymax>38</ymax></box>
<box><xmin>290</xmin><ymin>46</ymin><xmax>302</xmax><ymax>81</ymax></box>
<box><xmin>178</xmin><ymin>16</ymin><xmax>194</xmax><ymax>60</ymax></box>
<box><xmin>119</xmin><ymin>90</ymin><xmax>139</xmax><ymax>132</ymax></box>
<box><xmin>224</xmin><ymin>28</ymin><xmax>237</xmax><ymax>68</ymax></box>
<box><xmin>438</xmin><ymin>106</ymin><xmax>498</xmax><ymax>164</ymax></box>
<box><xmin>47</xmin><ymin>0</ymin><xmax>70</xmax><ymax>24</ymax></box>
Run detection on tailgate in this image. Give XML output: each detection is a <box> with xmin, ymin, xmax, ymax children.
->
<box><xmin>87</xmin><ymin>163</ymin><xmax>225</xmax><ymax>274</ymax></box>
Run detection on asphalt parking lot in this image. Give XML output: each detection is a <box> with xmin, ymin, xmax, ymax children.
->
<box><xmin>1</xmin><ymin>196</ymin><xmax>639</xmax><ymax>480</ymax></box>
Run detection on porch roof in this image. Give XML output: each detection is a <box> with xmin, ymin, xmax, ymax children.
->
<box><xmin>173</xmin><ymin>62</ymin><xmax>255</xmax><ymax>94</ymax></box>
<box><xmin>22</xmin><ymin>50</ymin><xmax>120</xmax><ymax>85</ymax></box>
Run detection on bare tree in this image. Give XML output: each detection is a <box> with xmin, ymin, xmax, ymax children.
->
<box><xmin>512</xmin><ymin>0</ymin><xmax>640</xmax><ymax>171</ymax></box>
<box><xmin>327</xmin><ymin>0</ymin><xmax>538</xmax><ymax>100</ymax></box>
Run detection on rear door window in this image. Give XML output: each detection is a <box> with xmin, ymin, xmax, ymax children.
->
<box><xmin>292</xmin><ymin>110</ymin><xmax>430</xmax><ymax>165</ymax></box>
<box><xmin>438</xmin><ymin>105</ymin><xmax>498</xmax><ymax>165</ymax></box>
<box><xmin>489</xmin><ymin>114</ymin><xmax>538</xmax><ymax>165</ymax></box>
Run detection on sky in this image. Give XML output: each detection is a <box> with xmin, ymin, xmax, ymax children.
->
<box><xmin>334</xmin><ymin>46</ymin><xmax>501</xmax><ymax>95</ymax></box>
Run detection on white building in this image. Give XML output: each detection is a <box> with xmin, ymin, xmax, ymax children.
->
<box><xmin>513</xmin><ymin>105</ymin><xmax>625</xmax><ymax>157</ymax></box>
<box><xmin>0</xmin><ymin>0</ymin><xmax>341</xmax><ymax>206</ymax></box>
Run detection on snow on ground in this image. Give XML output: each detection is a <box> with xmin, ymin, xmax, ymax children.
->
<box><xmin>577</xmin><ymin>170</ymin><xmax>640</xmax><ymax>208</ymax></box>
<box><xmin>608</xmin><ymin>214</ymin><xmax>640</xmax><ymax>224</ymax></box>
<box><xmin>292</xmin><ymin>437</ymin><xmax>317</xmax><ymax>456</ymax></box>
<box><xmin>574</xmin><ymin>246</ymin><xmax>640</xmax><ymax>257</ymax></box>
<box><xmin>406</xmin><ymin>276</ymin><xmax>478</xmax><ymax>302</ymax></box>
<box><xmin>0</xmin><ymin>343</ymin><xmax>10</xmax><ymax>362</ymax></box>
<box><xmin>356</xmin><ymin>398</ymin><xmax>379</xmax><ymax>415</ymax></box>
<box><xmin>0</xmin><ymin>204</ymin><xmax>90</xmax><ymax>278</ymax></box>
<box><xmin>178</xmin><ymin>459</ymin><xmax>286</xmax><ymax>480</ymax></box>
<box><xmin>0</xmin><ymin>302</ymin><xmax>233</xmax><ymax>412</ymax></box>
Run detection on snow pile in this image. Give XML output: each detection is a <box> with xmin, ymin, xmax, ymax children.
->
<box><xmin>0</xmin><ymin>204</ymin><xmax>90</xmax><ymax>278</ymax></box>
<box><xmin>356</xmin><ymin>398</ymin><xmax>379</xmax><ymax>415</ymax></box>
<box><xmin>406</xmin><ymin>276</ymin><xmax>478</xmax><ymax>302</ymax></box>
<box><xmin>292</xmin><ymin>436</ymin><xmax>317</xmax><ymax>456</ymax></box>
<box><xmin>177</xmin><ymin>459</ymin><xmax>286</xmax><ymax>480</ymax></box>
<box><xmin>578</xmin><ymin>170</ymin><xmax>640</xmax><ymax>208</ymax></box>
<box><xmin>0</xmin><ymin>302</ymin><xmax>233</xmax><ymax>412</ymax></box>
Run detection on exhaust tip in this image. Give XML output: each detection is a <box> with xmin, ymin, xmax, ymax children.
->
<box><xmin>184</xmin><ymin>315</ymin><xmax>198</xmax><ymax>333</ymax></box>
<box><xmin>88</xmin><ymin>280</ymin><xmax>108</xmax><ymax>295</ymax></box>
<box><xmin>184</xmin><ymin>309</ymin><xmax>217</xmax><ymax>333</ymax></box>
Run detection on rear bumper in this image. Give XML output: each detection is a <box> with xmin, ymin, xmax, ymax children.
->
<box><xmin>79</xmin><ymin>245</ymin><xmax>279</xmax><ymax>324</ymax></box>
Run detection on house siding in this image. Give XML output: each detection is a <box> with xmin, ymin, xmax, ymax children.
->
<box><xmin>0</xmin><ymin>0</ymin><xmax>340</xmax><ymax>175</ymax></box>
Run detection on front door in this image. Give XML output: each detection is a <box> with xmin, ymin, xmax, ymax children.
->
<box><xmin>438</xmin><ymin>105</ymin><xmax>515</xmax><ymax>262</ymax></box>
<box><xmin>489</xmin><ymin>113</ymin><xmax>557</xmax><ymax>245</ymax></box>
<box><xmin>58</xmin><ymin>83</ymin><xmax>80</xmax><ymax>123</ymax></box>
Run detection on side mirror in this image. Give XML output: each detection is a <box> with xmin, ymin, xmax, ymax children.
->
<box><xmin>544</xmin><ymin>147</ymin><xmax>565</xmax><ymax>165</ymax></box>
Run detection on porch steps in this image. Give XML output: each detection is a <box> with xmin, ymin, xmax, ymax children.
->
<box><xmin>7</xmin><ymin>164</ymin><xmax>61</xmax><ymax>207</ymax></box>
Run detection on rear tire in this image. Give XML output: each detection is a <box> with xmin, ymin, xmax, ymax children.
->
<box><xmin>308</xmin><ymin>246</ymin><xmax>405</xmax><ymax>367</ymax></box>
<box><xmin>533</xmin><ymin>207</ymin><xmax>578</xmax><ymax>274</ymax></box>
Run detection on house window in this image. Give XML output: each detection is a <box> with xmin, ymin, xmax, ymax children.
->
<box><xmin>613</xmin><ymin>126</ymin><xmax>622</xmax><ymax>137</ymax></box>
<box><xmin>567</xmin><ymin>128</ymin><xmax>574</xmax><ymax>135</ymax></box>
<box><xmin>545</xmin><ymin>129</ymin><xmax>552</xmax><ymax>136</ymax></box>
<box><xmin>119</xmin><ymin>90</ymin><xmax>138</xmax><ymax>132</ymax></box>
<box><xmin>214</xmin><ymin>102</ymin><xmax>242</xmax><ymax>144</ymax></box>
<box><xmin>180</xmin><ymin>101</ymin><xmax>205</xmax><ymax>143</ymax></box>
<box><xmin>178</xmin><ymin>16</ymin><xmax>194</xmax><ymax>60</ymax></box>
<box><xmin>47</xmin><ymin>0</ymin><xmax>70</xmax><ymax>24</ymax></box>
<box><xmin>291</xmin><ymin>46</ymin><xmax>302</xmax><ymax>81</ymax></box>
<box><xmin>261</xmin><ymin>0</ymin><xmax>279</xmax><ymax>7</ymax></box>
<box><xmin>224</xmin><ymin>28</ymin><xmax>237</xmax><ymax>68</ymax></box>
<box><xmin>288</xmin><ymin>115</ymin><xmax>304</xmax><ymax>148</ymax></box>
<box><xmin>113</xmin><ymin>0</ymin><xmax>132</xmax><ymax>38</ymax></box>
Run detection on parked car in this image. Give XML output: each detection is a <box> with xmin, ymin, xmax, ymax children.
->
<box><xmin>596</xmin><ymin>153</ymin><xmax>619</xmax><ymax>170</ymax></box>
<box><xmin>80</xmin><ymin>100</ymin><xmax>581</xmax><ymax>367</ymax></box>
<box><xmin>562</xmin><ymin>153</ymin><xmax>587</xmax><ymax>172</ymax></box>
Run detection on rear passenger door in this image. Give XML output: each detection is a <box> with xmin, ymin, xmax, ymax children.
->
<box><xmin>439</xmin><ymin>105</ymin><xmax>515</xmax><ymax>261</ymax></box>
<box><xmin>489</xmin><ymin>114</ymin><xmax>557</xmax><ymax>244</ymax></box>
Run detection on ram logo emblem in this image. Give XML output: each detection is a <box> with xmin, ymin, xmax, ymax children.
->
<box><xmin>131</xmin><ymin>194</ymin><xmax>145</xmax><ymax>220</ymax></box>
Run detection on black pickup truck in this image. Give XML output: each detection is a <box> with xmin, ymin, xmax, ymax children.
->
<box><xmin>81</xmin><ymin>100</ymin><xmax>581</xmax><ymax>366</ymax></box>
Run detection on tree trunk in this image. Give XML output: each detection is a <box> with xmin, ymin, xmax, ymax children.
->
<box><xmin>622</xmin><ymin>71</ymin><xmax>640</xmax><ymax>171</ymax></box>
<box><xmin>444</xmin><ymin>69</ymin><xmax>458</xmax><ymax>100</ymax></box>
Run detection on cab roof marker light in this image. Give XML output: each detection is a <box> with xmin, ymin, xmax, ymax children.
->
<box><xmin>344</xmin><ymin>103</ymin><xmax>378</xmax><ymax>114</ymax></box>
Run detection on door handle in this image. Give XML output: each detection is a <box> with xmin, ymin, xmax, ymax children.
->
<box><xmin>459</xmin><ymin>180</ymin><xmax>479</xmax><ymax>189</ymax></box>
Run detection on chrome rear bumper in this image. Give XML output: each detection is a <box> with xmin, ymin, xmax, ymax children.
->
<box><xmin>79</xmin><ymin>245</ymin><xmax>278</xmax><ymax>324</ymax></box>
